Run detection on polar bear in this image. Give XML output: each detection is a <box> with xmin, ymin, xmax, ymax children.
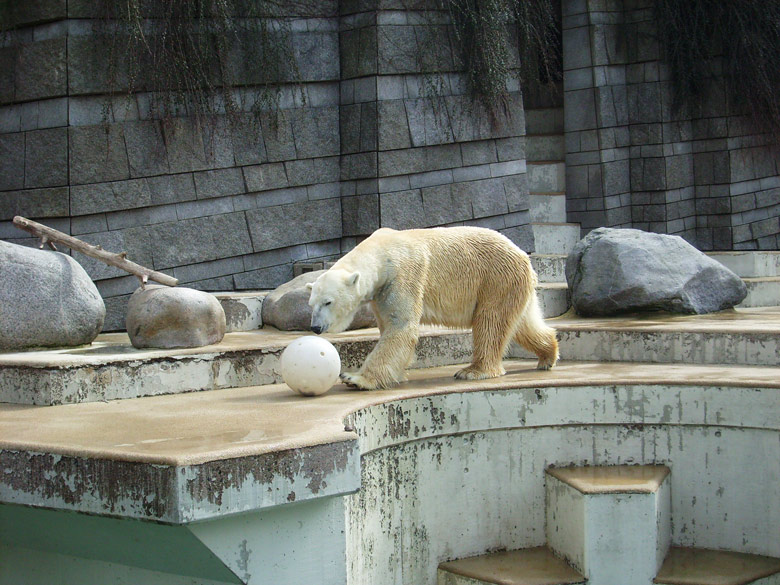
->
<box><xmin>307</xmin><ymin>226</ymin><xmax>558</xmax><ymax>390</ymax></box>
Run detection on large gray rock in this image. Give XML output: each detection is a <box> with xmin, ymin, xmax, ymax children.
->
<box><xmin>0</xmin><ymin>240</ymin><xmax>105</xmax><ymax>351</ymax></box>
<box><xmin>262</xmin><ymin>270</ymin><xmax>376</xmax><ymax>331</ymax></box>
<box><xmin>566</xmin><ymin>228</ymin><xmax>748</xmax><ymax>316</ymax></box>
<box><xmin>126</xmin><ymin>285</ymin><xmax>226</xmax><ymax>349</ymax></box>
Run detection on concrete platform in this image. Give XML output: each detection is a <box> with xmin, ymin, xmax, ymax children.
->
<box><xmin>548</xmin><ymin>306</ymin><xmax>780</xmax><ymax>367</ymax></box>
<box><xmin>655</xmin><ymin>547</ymin><xmax>780</xmax><ymax>585</ymax></box>
<box><xmin>2</xmin><ymin>307</ymin><xmax>779</xmax><ymax>405</ymax></box>
<box><xmin>438</xmin><ymin>546</ymin><xmax>585</xmax><ymax>585</ymax></box>
<box><xmin>547</xmin><ymin>464</ymin><xmax>670</xmax><ymax>494</ymax></box>
<box><xmin>1</xmin><ymin>358</ymin><xmax>779</xmax><ymax>522</ymax></box>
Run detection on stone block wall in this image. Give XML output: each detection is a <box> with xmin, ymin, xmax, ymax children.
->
<box><xmin>562</xmin><ymin>0</ymin><xmax>780</xmax><ymax>250</ymax></box>
<box><xmin>339</xmin><ymin>2</ymin><xmax>533</xmax><ymax>252</ymax></box>
<box><xmin>0</xmin><ymin>1</ymin><xmax>533</xmax><ymax>330</ymax></box>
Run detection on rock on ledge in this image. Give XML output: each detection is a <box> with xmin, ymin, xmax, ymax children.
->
<box><xmin>262</xmin><ymin>270</ymin><xmax>376</xmax><ymax>331</ymax></box>
<box><xmin>566</xmin><ymin>228</ymin><xmax>748</xmax><ymax>316</ymax></box>
<box><xmin>0</xmin><ymin>240</ymin><xmax>105</xmax><ymax>351</ymax></box>
<box><xmin>126</xmin><ymin>285</ymin><xmax>226</xmax><ymax>349</ymax></box>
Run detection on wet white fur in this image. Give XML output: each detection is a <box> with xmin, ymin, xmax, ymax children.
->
<box><xmin>307</xmin><ymin>226</ymin><xmax>559</xmax><ymax>390</ymax></box>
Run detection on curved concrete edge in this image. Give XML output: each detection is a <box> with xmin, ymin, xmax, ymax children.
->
<box><xmin>1</xmin><ymin>307</ymin><xmax>778</xmax><ymax>405</ymax></box>
<box><xmin>1</xmin><ymin>360</ymin><xmax>778</xmax><ymax>523</ymax></box>
<box><xmin>0</xmin><ymin>441</ymin><xmax>360</xmax><ymax>524</ymax></box>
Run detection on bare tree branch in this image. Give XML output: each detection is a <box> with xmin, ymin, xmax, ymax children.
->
<box><xmin>12</xmin><ymin>216</ymin><xmax>178</xmax><ymax>288</ymax></box>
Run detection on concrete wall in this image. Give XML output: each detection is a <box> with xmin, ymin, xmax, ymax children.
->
<box><xmin>0</xmin><ymin>1</ymin><xmax>532</xmax><ymax>330</ymax></box>
<box><xmin>562</xmin><ymin>0</ymin><xmax>780</xmax><ymax>251</ymax></box>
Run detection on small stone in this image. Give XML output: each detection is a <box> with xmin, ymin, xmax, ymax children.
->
<box><xmin>126</xmin><ymin>285</ymin><xmax>226</xmax><ymax>349</ymax></box>
<box><xmin>262</xmin><ymin>270</ymin><xmax>376</xmax><ymax>331</ymax></box>
<box><xmin>566</xmin><ymin>228</ymin><xmax>748</xmax><ymax>316</ymax></box>
<box><xmin>0</xmin><ymin>240</ymin><xmax>105</xmax><ymax>350</ymax></box>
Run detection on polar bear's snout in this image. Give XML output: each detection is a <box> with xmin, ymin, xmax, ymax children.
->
<box><xmin>310</xmin><ymin>310</ymin><xmax>327</xmax><ymax>334</ymax></box>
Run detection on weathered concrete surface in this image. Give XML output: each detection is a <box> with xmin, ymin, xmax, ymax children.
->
<box><xmin>2</xmin><ymin>307</ymin><xmax>779</xmax><ymax>404</ymax></box>
<box><xmin>0</xmin><ymin>440</ymin><xmax>359</xmax><ymax>523</ymax></box>
<box><xmin>537</xmin><ymin>306</ymin><xmax>780</xmax><ymax>366</ymax></box>
<box><xmin>546</xmin><ymin>466</ymin><xmax>671</xmax><ymax>584</ymax></box>
<box><xmin>213</xmin><ymin>292</ymin><xmax>267</xmax><ymax>332</ymax></box>
<box><xmin>126</xmin><ymin>285</ymin><xmax>226</xmax><ymax>349</ymax></box>
<box><xmin>346</xmin><ymin>388</ymin><xmax>780</xmax><ymax>585</ymax></box>
<box><xmin>1</xmin><ymin>496</ymin><xmax>348</xmax><ymax>585</ymax></box>
<box><xmin>0</xmin><ymin>240</ymin><xmax>105</xmax><ymax>350</ymax></box>
<box><xmin>1</xmin><ymin>360</ymin><xmax>779</xmax><ymax>531</ymax></box>
<box><xmin>0</xmin><ymin>325</ymin><xmax>473</xmax><ymax>404</ymax></box>
<box><xmin>655</xmin><ymin>547</ymin><xmax>780</xmax><ymax>585</ymax></box>
<box><xmin>566</xmin><ymin>228</ymin><xmax>748</xmax><ymax>316</ymax></box>
<box><xmin>438</xmin><ymin>547</ymin><xmax>585</xmax><ymax>585</ymax></box>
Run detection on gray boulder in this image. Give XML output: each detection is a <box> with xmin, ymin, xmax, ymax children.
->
<box><xmin>0</xmin><ymin>240</ymin><xmax>105</xmax><ymax>351</ymax></box>
<box><xmin>566</xmin><ymin>228</ymin><xmax>747</xmax><ymax>316</ymax></box>
<box><xmin>262</xmin><ymin>270</ymin><xmax>376</xmax><ymax>331</ymax></box>
<box><xmin>126</xmin><ymin>285</ymin><xmax>226</xmax><ymax>349</ymax></box>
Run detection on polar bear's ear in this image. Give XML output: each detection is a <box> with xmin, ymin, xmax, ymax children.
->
<box><xmin>348</xmin><ymin>272</ymin><xmax>360</xmax><ymax>286</ymax></box>
<box><xmin>305</xmin><ymin>282</ymin><xmax>313</xmax><ymax>291</ymax></box>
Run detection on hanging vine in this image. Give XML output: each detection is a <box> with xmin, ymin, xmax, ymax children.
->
<box><xmin>654</xmin><ymin>0</ymin><xmax>780</xmax><ymax>142</ymax></box>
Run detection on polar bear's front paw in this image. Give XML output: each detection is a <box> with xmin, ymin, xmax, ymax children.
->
<box><xmin>454</xmin><ymin>366</ymin><xmax>505</xmax><ymax>380</ymax></box>
<box><xmin>340</xmin><ymin>372</ymin><xmax>379</xmax><ymax>391</ymax></box>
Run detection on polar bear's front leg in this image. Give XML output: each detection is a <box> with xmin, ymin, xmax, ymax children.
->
<box><xmin>341</xmin><ymin>323</ymin><xmax>419</xmax><ymax>390</ymax></box>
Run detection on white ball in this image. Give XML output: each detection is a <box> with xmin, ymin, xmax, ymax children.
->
<box><xmin>280</xmin><ymin>336</ymin><xmax>341</xmax><ymax>396</ymax></box>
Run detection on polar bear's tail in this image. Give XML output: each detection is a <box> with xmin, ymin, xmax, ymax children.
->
<box><xmin>513</xmin><ymin>291</ymin><xmax>559</xmax><ymax>370</ymax></box>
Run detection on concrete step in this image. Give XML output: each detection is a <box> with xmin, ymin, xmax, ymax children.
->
<box><xmin>530</xmin><ymin>192</ymin><xmax>567</xmax><ymax>223</ymax></box>
<box><xmin>547</xmin><ymin>465</ymin><xmax>671</xmax><ymax>584</ymax></box>
<box><xmin>538</xmin><ymin>282</ymin><xmax>569</xmax><ymax>318</ymax></box>
<box><xmin>208</xmin><ymin>254</ymin><xmax>776</xmax><ymax>337</ymax></box>
<box><xmin>2</xmin><ymin>307</ymin><xmax>778</xmax><ymax>405</ymax></box>
<box><xmin>655</xmin><ymin>547</ymin><xmax>780</xmax><ymax>585</ymax></box>
<box><xmin>740</xmin><ymin>277</ymin><xmax>780</xmax><ymax>308</ymax></box>
<box><xmin>526</xmin><ymin>134</ymin><xmax>565</xmax><ymax>162</ymax></box>
<box><xmin>213</xmin><ymin>291</ymin><xmax>267</xmax><ymax>332</ymax></box>
<box><xmin>532</xmin><ymin>223</ymin><xmax>581</xmax><ymax>255</ymax></box>
<box><xmin>525</xmin><ymin>108</ymin><xmax>565</xmax><ymax>135</ymax></box>
<box><xmin>530</xmin><ymin>253</ymin><xmax>567</xmax><ymax>283</ymax></box>
<box><xmin>708</xmin><ymin>251</ymin><xmax>780</xmax><ymax>278</ymax></box>
<box><xmin>438</xmin><ymin>546</ymin><xmax>585</xmax><ymax>585</ymax></box>
<box><xmin>545</xmin><ymin>306</ymin><xmax>780</xmax><ymax>367</ymax></box>
<box><xmin>527</xmin><ymin>161</ymin><xmax>566</xmax><ymax>193</ymax></box>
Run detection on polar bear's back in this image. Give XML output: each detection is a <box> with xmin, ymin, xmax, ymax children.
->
<box><xmin>356</xmin><ymin>227</ymin><xmax>536</xmax><ymax>328</ymax></box>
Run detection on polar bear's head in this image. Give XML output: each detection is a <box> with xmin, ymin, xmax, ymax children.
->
<box><xmin>306</xmin><ymin>269</ymin><xmax>362</xmax><ymax>334</ymax></box>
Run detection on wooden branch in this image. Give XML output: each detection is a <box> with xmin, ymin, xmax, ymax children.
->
<box><xmin>12</xmin><ymin>216</ymin><xmax>178</xmax><ymax>288</ymax></box>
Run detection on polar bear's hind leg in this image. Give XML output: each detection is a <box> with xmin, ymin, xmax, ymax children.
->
<box><xmin>454</xmin><ymin>303</ymin><xmax>517</xmax><ymax>380</ymax></box>
<box><xmin>514</xmin><ymin>293</ymin><xmax>559</xmax><ymax>370</ymax></box>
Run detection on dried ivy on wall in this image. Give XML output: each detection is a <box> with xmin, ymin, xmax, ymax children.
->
<box><xmin>445</xmin><ymin>0</ymin><xmax>561</xmax><ymax>107</ymax></box>
<box><xmin>654</xmin><ymin>0</ymin><xmax>780</xmax><ymax>142</ymax></box>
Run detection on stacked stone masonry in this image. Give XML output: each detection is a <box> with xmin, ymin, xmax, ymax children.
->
<box><xmin>0</xmin><ymin>1</ymin><xmax>533</xmax><ymax>330</ymax></box>
<box><xmin>2</xmin><ymin>1</ymin><xmax>778</xmax><ymax>331</ymax></box>
<box><xmin>562</xmin><ymin>0</ymin><xmax>780</xmax><ymax>251</ymax></box>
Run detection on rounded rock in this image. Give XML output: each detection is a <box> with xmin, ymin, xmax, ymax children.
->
<box><xmin>0</xmin><ymin>240</ymin><xmax>105</xmax><ymax>351</ymax></box>
<box><xmin>262</xmin><ymin>270</ymin><xmax>376</xmax><ymax>331</ymax></box>
<box><xmin>566</xmin><ymin>228</ymin><xmax>748</xmax><ymax>316</ymax></box>
<box><xmin>126</xmin><ymin>285</ymin><xmax>226</xmax><ymax>349</ymax></box>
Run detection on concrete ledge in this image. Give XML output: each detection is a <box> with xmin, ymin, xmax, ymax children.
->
<box><xmin>438</xmin><ymin>547</ymin><xmax>585</xmax><ymax>585</ymax></box>
<box><xmin>2</xmin><ymin>360</ymin><xmax>779</xmax><ymax>524</ymax></box>
<box><xmin>2</xmin><ymin>307</ymin><xmax>780</xmax><ymax>404</ymax></box>
<box><xmin>547</xmin><ymin>464</ymin><xmax>670</xmax><ymax>494</ymax></box>
<box><xmin>544</xmin><ymin>306</ymin><xmax>780</xmax><ymax>367</ymax></box>
<box><xmin>656</xmin><ymin>547</ymin><xmax>780</xmax><ymax>585</ymax></box>
<box><xmin>0</xmin><ymin>440</ymin><xmax>359</xmax><ymax>523</ymax></box>
<box><xmin>740</xmin><ymin>277</ymin><xmax>780</xmax><ymax>308</ymax></box>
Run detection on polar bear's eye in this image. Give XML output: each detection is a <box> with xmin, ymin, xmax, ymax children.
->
<box><xmin>323</xmin><ymin>301</ymin><xmax>332</xmax><ymax>306</ymax></box>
